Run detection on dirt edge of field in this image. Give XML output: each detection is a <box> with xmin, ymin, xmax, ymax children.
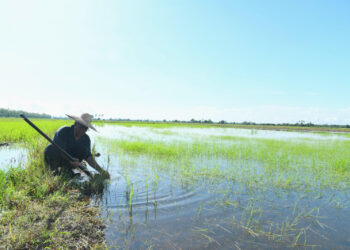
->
<box><xmin>0</xmin><ymin>190</ymin><xmax>106</xmax><ymax>249</ymax></box>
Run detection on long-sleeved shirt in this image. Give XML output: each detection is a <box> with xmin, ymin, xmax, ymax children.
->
<box><xmin>53</xmin><ymin>125</ymin><xmax>92</xmax><ymax>161</ymax></box>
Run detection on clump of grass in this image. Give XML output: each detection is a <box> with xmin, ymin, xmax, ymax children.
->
<box><xmin>80</xmin><ymin>173</ymin><xmax>109</xmax><ymax>196</ymax></box>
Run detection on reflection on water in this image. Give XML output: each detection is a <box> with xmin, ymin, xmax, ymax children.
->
<box><xmin>93</xmin><ymin>124</ymin><xmax>350</xmax><ymax>142</ymax></box>
<box><xmin>89</xmin><ymin>125</ymin><xmax>350</xmax><ymax>249</ymax></box>
<box><xmin>0</xmin><ymin>144</ymin><xmax>28</xmax><ymax>171</ymax></box>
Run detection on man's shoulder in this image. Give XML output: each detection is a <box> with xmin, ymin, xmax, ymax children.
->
<box><xmin>55</xmin><ymin>125</ymin><xmax>73</xmax><ymax>135</ymax></box>
<box><xmin>82</xmin><ymin>134</ymin><xmax>91</xmax><ymax>143</ymax></box>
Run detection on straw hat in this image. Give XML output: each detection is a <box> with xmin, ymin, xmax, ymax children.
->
<box><xmin>66</xmin><ymin>113</ymin><xmax>97</xmax><ymax>132</ymax></box>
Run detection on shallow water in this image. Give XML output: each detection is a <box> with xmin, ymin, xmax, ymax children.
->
<box><xmin>94</xmin><ymin>124</ymin><xmax>350</xmax><ymax>142</ymax></box>
<box><xmin>0</xmin><ymin>143</ymin><xmax>28</xmax><ymax>171</ymax></box>
<box><xmin>88</xmin><ymin>125</ymin><xmax>350</xmax><ymax>249</ymax></box>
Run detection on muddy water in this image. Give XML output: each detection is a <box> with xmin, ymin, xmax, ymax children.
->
<box><xmin>88</xmin><ymin>126</ymin><xmax>350</xmax><ymax>249</ymax></box>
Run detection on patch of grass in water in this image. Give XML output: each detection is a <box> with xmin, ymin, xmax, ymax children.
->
<box><xmin>96</xmin><ymin>126</ymin><xmax>350</xmax><ymax>248</ymax></box>
<box><xmin>99</xmin><ymin>135</ymin><xmax>350</xmax><ymax>190</ymax></box>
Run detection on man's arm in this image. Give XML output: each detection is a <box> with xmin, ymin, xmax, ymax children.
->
<box><xmin>86</xmin><ymin>156</ymin><xmax>110</xmax><ymax>178</ymax></box>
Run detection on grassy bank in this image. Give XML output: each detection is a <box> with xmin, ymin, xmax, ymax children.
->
<box><xmin>0</xmin><ymin>118</ymin><xmax>106</xmax><ymax>248</ymax></box>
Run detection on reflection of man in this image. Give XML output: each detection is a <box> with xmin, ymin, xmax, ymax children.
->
<box><xmin>44</xmin><ymin>113</ymin><xmax>109</xmax><ymax>178</ymax></box>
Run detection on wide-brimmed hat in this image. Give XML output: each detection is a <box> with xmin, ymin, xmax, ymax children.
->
<box><xmin>66</xmin><ymin>113</ymin><xmax>97</xmax><ymax>132</ymax></box>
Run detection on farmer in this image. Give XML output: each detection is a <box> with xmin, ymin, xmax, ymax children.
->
<box><xmin>44</xmin><ymin>113</ymin><xmax>109</xmax><ymax>178</ymax></box>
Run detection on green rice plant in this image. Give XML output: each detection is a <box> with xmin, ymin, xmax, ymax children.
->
<box><xmin>154</xmin><ymin>174</ymin><xmax>158</xmax><ymax>202</ymax></box>
<box><xmin>129</xmin><ymin>184</ymin><xmax>134</xmax><ymax>208</ymax></box>
<box><xmin>145</xmin><ymin>175</ymin><xmax>149</xmax><ymax>203</ymax></box>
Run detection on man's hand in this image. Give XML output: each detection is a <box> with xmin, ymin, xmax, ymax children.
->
<box><xmin>101</xmin><ymin>169</ymin><xmax>110</xmax><ymax>179</ymax></box>
<box><xmin>86</xmin><ymin>156</ymin><xmax>110</xmax><ymax>179</ymax></box>
<box><xmin>69</xmin><ymin>158</ymin><xmax>81</xmax><ymax>168</ymax></box>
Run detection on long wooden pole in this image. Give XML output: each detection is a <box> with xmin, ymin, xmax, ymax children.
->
<box><xmin>20</xmin><ymin>114</ymin><xmax>92</xmax><ymax>177</ymax></box>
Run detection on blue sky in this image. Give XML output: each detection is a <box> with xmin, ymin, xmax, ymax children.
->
<box><xmin>1</xmin><ymin>0</ymin><xmax>349</xmax><ymax>124</ymax></box>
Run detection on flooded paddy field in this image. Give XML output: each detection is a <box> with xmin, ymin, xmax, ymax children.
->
<box><xmin>89</xmin><ymin>124</ymin><xmax>350</xmax><ymax>249</ymax></box>
<box><xmin>1</xmin><ymin>118</ymin><xmax>350</xmax><ymax>249</ymax></box>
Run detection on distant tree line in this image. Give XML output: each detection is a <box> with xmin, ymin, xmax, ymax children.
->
<box><xmin>2</xmin><ymin>107</ymin><xmax>349</xmax><ymax>128</ymax></box>
<box><xmin>107</xmin><ymin>117</ymin><xmax>350</xmax><ymax>128</ymax></box>
<box><xmin>0</xmin><ymin>108</ymin><xmax>51</xmax><ymax>118</ymax></box>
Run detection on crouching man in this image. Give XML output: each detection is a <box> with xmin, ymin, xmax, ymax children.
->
<box><xmin>44</xmin><ymin>113</ymin><xmax>110</xmax><ymax>178</ymax></box>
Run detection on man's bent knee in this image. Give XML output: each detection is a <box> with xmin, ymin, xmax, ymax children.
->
<box><xmin>44</xmin><ymin>144</ymin><xmax>62</xmax><ymax>171</ymax></box>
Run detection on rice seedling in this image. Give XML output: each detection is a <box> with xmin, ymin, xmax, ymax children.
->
<box><xmin>128</xmin><ymin>184</ymin><xmax>134</xmax><ymax>216</ymax></box>
<box><xmin>153</xmin><ymin>174</ymin><xmax>158</xmax><ymax>204</ymax></box>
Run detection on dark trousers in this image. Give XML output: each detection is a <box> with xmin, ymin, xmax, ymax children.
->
<box><xmin>44</xmin><ymin>144</ymin><xmax>75</xmax><ymax>177</ymax></box>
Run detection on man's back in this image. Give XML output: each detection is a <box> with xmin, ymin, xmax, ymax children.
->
<box><xmin>53</xmin><ymin>125</ymin><xmax>92</xmax><ymax>161</ymax></box>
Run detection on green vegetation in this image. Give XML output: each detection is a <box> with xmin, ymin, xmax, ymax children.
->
<box><xmin>99</xmin><ymin>120</ymin><xmax>350</xmax><ymax>133</ymax></box>
<box><xmin>2</xmin><ymin>118</ymin><xmax>350</xmax><ymax>248</ymax></box>
<box><xmin>96</xmin><ymin>124</ymin><xmax>350</xmax><ymax>248</ymax></box>
<box><xmin>99</xmin><ymin>135</ymin><xmax>350</xmax><ymax>190</ymax></box>
<box><xmin>0</xmin><ymin>108</ymin><xmax>51</xmax><ymax>118</ymax></box>
<box><xmin>0</xmin><ymin>118</ymin><xmax>106</xmax><ymax>248</ymax></box>
<box><xmin>0</xmin><ymin>118</ymin><xmax>70</xmax><ymax>142</ymax></box>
